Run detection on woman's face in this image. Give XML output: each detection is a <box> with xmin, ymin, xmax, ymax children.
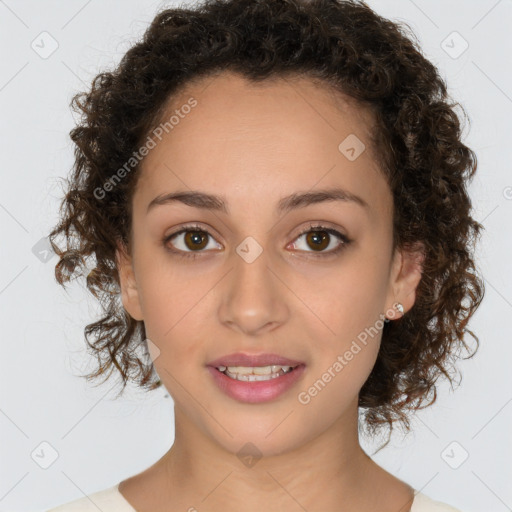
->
<box><xmin>117</xmin><ymin>71</ymin><xmax>421</xmax><ymax>457</ymax></box>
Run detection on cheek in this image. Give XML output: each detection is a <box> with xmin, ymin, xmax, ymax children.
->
<box><xmin>297</xmin><ymin>254</ymin><xmax>390</xmax><ymax>338</ymax></box>
<box><xmin>136</xmin><ymin>261</ymin><xmax>218</xmax><ymax>370</ymax></box>
<box><xmin>296</xmin><ymin>344</ymin><xmax>378</xmax><ymax>428</ymax></box>
<box><xmin>296</xmin><ymin>287</ymin><xmax>384</xmax><ymax>414</ymax></box>
<box><xmin>135</xmin><ymin>247</ymin><xmax>204</xmax><ymax>325</ymax></box>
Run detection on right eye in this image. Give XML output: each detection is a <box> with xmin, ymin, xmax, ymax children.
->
<box><xmin>163</xmin><ymin>224</ymin><xmax>222</xmax><ymax>258</ymax></box>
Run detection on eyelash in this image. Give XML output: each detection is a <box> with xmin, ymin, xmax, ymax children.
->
<box><xmin>162</xmin><ymin>223</ymin><xmax>352</xmax><ymax>260</ymax></box>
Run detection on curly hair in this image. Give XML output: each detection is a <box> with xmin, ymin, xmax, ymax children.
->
<box><xmin>48</xmin><ymin>0</ymin><xmax>485</xmax><ymax>446</ymax></box>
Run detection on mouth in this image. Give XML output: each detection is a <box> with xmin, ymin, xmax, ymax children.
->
<box><xmin>207</xmin><ymin>352</ymin><xmax>305</xmax><ymax>369</ymax></box>
<box><xmin>214</xmin><ymin>364</ymin><xmax>301</xmax><ymax>382</ymax></box>
<box><xmin>206</xmin><ymin>353</ymin><xmax>306</xmax><ymax>403</ymax></box>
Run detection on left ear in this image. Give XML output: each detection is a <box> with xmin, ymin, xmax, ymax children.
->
<box><xmin>386</xmin><ymin>241</ymin><xmax>425</xmax><ymax>319</ymax></box>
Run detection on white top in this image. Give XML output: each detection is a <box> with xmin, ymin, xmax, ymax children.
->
<box><xmin>46</xmin><ymin>483</ymin><xmax>463</xmax><ymax>511</ymax></box>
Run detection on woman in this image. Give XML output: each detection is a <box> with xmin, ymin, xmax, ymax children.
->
<box><xmin>47</xmin><ymin>0</ymin><xmax>484</xmax><ymax>510</ymax></box>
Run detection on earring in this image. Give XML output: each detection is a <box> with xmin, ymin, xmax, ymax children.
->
<box><xmin>394</xmin><ymin>302</ymin><xmax>404</xmax><ymax>315</ymax></box>
<box><xmin>384</xmin><ymin>302</ymin><xmax>404</xmax><ymax>323</ymax></box>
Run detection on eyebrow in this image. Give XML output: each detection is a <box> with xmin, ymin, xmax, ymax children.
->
<box><xmin>146</xmin><ymin>187</ymin><xmax>370</xmax><ymax>215</ymax></box>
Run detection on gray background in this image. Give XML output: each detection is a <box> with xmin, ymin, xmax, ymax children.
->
<box><xmin>0</xmin><ymin>0</ymin><xmax>511</xmax><ymax>510</ymax></box>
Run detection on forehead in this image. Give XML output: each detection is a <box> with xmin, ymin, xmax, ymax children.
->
<box><xmin>134</xmin><ymin>71</ymin><xmax>390</xmax><ymax>220</ymax></box>
<box><xmin>155</xmin><ymin>70</ymin><xmax>377</xmax><ymax>149</ymax></box>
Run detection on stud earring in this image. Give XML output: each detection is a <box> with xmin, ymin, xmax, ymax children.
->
<box><xmin>384</xmin><ymin>302</ymin><xmax>404</xmax><ymax>323</ymax></box>
<box><xmin>394</xmin><ymin>302</ymin><xmax>404</xmax><ymax>315</ymax></box>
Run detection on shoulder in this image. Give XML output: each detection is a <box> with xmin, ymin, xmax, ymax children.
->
<box><xmin>46</xmin><ymin>484</ymin><xmax>135</xmax><ymax>511</ymax></box>
<box><xmin>411</xmin><ymin>491</ymin><xmax>463</xmax><ymax>512</ymax></box>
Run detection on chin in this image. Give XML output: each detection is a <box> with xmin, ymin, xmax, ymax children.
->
<box><xmin>206</xmin><ymin>417</ymin><xmax>308</xmax><ymax>461</ymax></box>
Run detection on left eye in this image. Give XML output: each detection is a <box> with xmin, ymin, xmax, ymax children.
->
<box><xmin>290</xmin><ymin>225</ymin><xmax>350</xmax><ymax>255</ymax></box>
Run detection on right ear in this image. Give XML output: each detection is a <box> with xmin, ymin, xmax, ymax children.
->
<box><xmin>115</xmin><ymin>239</ymin><xmax>144</xmax><ymax>321</ymax></box>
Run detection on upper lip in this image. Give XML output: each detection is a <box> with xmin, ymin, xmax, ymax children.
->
<box><xmin>207</xmin><ymin>353</ymin><xmax>305</xmax><ymax>368</ymax></box>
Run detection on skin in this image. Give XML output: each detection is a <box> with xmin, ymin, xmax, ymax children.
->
<box><xmin>116</xmin><ymin>71</ymin><xmax>424</xmax><ymax>512</ymax></box>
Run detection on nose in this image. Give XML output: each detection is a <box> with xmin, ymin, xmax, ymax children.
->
<box><xmin>218</xmin><ymin>244</ymin><xmax>289</xmax><ymax>337</ymax></box>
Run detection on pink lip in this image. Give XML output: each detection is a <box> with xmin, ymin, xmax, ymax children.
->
<box><xmin>207</xmin><ymin>364</ymin><xmax>306</xmax><ymax>403</ymax></box>
<box><xmin>207</xmin><ymin>352</ymin><xmax>304</xmax><ymax>368</ymax></box>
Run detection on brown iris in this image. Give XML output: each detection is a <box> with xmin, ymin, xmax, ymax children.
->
<box><xmin>306</xmin><ymin>230</ymin><xmax>329</xmax><ymax>251</ymax></box>
<box><xmin>184</xmin><ymin>231</ymin><xmax>209</xmax><ymax>251</ymax></box>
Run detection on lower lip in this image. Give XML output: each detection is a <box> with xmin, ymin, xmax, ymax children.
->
<box><xmin>207</xmin><ymin>364</ymin><xmax>306</xmax><ymax>403</ymax></box>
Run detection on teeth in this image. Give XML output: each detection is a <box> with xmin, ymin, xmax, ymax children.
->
<box><xmin>223</xmin><ymin>365</ymin><xmax>292</xmax><ymax>375</ymax></box>
<box><xmin>216</xmin><ymin>365</ymin><xmax>295</xmax><ymax>381</ymax></box>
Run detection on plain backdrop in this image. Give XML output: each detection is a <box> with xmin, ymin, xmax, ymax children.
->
<box><xmin>0</xmin><ymin>0</ymin><xmax>511</xmax><ymax>511</ymax></box>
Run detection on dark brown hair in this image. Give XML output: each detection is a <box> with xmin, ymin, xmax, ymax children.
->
<box><xmin>48</xmin><ymin>0</ymin><xmax>485</xmax><ymax>446</ymax></box>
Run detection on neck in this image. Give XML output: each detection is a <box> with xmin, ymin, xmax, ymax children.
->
<box><xmin>157</xmin><ymin>399</ymin><xmax>382</xmax><ymax>511</ymax></box>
